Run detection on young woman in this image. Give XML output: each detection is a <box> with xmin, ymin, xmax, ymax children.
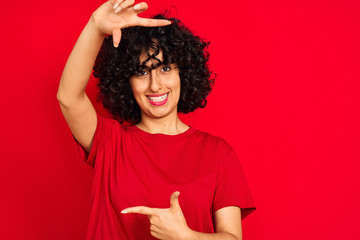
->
<box><xmin>57</xmin><ymin>0</ymin><xmax>256</xmax><ymax>239</ymax></box>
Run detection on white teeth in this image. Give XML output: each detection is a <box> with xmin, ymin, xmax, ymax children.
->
<box><xmin>148</xmin><ymin>93</ymin><xmax>168</xmax><ymax>102</ymax></box>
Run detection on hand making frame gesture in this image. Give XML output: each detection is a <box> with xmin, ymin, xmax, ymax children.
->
<box><xmin>90</xmin><ymin>0</ymin><xmax>171</xmax><ymax>47</ymax></box>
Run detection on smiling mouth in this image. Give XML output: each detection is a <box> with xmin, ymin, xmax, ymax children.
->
<box><xmin>146</xmin><ymin>92</ymin><xmax>169</xmax><ymax>106</ymax></box>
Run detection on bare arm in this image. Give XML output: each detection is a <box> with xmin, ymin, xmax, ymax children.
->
<box><xmin>56</xmin><ymin>17</ymin><xmax>104</xmax><ymax>153</ymax></box>
<box><xmin>188</xmin><ymin>207</ymin><xmax>242</xmax><ymax>240</ymax></box>
<box><xmin>57</xmin><ymin>17</ymin><xmax>105</xmax><ymax>104</ymax></box>
<box><xmin>56</xmin><ymin>1</ymin><xmax>171</xmax><ymax>153</ymax></box>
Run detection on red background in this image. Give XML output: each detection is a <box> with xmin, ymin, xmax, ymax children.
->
<box><xmin>1</xmin><ymin>0</ymin><xmax>359</xmax><ymax>239</ymax></box>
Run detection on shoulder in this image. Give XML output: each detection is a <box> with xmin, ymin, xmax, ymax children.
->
<box><xmin>98</xmin><ymin>113</ymin><xmax>121</xmax><ymax>125</ymax></box>
<box><xmin>96</xmin><ymin>113</ymin><xmax>125</xmax><ymax>136</ymax></box>
<box><xmin>191</xmin><ymin>128</ymin><xmax>234</xmax><ymax>154</ymax></box>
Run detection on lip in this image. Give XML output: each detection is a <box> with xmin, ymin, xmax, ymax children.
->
<box><xmin>146</xmin><ymin>92</ymin><xmax>169</xmax><ymax>106</ymax></box>
<box><xmin>146</xmin><ymin>93</ymin><xmax>169</xmax><ymax>97</ymax></box>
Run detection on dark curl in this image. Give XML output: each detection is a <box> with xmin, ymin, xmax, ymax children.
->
<box><xmin>93</xmin><ymin>14</ymin><xmax>215</xmax><ymax>124</ymax></box>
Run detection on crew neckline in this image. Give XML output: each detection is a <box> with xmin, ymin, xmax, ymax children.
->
<box><xmin>127</xmin><ymin>124</ymin><xmax>197</xmax><ymax>140</ymax></box>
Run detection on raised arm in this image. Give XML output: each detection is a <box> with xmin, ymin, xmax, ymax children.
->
<box><xmin>56</xmin><ymin>0</ymin><xmax>171</xmax><ymax>153</ymax></box>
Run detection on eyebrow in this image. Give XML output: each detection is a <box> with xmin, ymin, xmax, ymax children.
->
<box><xmin>139</xmin><ymin>43</ymin><xmax>163</xmax><ymax>70</ymax></box>
<box><xmin>139</xmin><ymin>59</ymin><xmax>163</xmax><ymax>71</ymax></box>
<box><xmin>138</xmin><ymin>63</ymin><xmax>178</xmax><ymax>73</ymax></box>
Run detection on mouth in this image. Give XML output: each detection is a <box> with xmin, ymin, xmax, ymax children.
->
<box><xmin>146</xmin><ymin>92</ymin><xmax>169</xmax><ymax>106</ymax></box>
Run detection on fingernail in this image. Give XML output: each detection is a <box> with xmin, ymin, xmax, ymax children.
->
<box><xmin>121</xmin><ymin>210</ymin><xmax>128</xmax><ymax>214</ymax></box>
<box><xmin>114</xmin><ymin>6</ymin><xmax>122</xmax><ymax>13</ymax></box>
<box><xmin>113</xmin><ymin>3</ymin><xmax>119</xmax><ymax>9</ymax></box>
<box><xmin>133</xmin><ymin>4</ymin><xmax>141</xmax><ymax>10</ymax></box>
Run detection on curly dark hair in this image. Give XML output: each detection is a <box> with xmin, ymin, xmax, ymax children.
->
<box><xmin>93</xmin><ymin>14</ymin><xmax>215</xmax><ymax>124</ymax></box>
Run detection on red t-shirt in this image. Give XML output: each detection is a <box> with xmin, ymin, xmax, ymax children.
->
<box><xmin>73</xmin><ymin>113</ymin><xmax>256</xmax><ymax>239</ymax></box>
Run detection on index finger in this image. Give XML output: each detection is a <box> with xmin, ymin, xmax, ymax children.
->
<box><xmin>121</xmin><ymin>206</ymin><xmax>158</xmax><ymax>215</ymax></box>
<box><xmin>137</xmin><ymin>17</ymin><xmax>172</xmax><ymax>27</ymax></box>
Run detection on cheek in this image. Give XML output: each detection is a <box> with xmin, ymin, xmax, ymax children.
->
<box><xmin>175</xmin><ymin>78</ymin><xmax>181</xmax><ymax>95</ymax></box>
<box><xmin>167</xmin><ymin>75</ymin><xmax>181</xmax><ymax>91</ymax></box>
<box><xmin>129</xmin><ymin>85</ymin><xmax>137</xmax><ymax>98</ymax></box>
<box><xmin>130</xmin><ymin>80</ymin><xmax>145</xmax><ymax>97</ymax></box>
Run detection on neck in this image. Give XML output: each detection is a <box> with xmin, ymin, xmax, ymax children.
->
<box><xmin>136</xmin><ymin>111</ymin><xmax>189</xmax><ymax>135</ymax></box>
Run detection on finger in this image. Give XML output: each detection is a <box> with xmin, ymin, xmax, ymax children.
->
<box><xmin>170</xmin><ymin>191</ymin><xmax>180</xmax><ymax>210</ymax></box>
<box><xmin>112</xmin><ymin>0</ymin><xmax>125</xmax><ymax>10</ymax></box>
<box><xmin>150</xmin><ymin>228</ymin><xmax>161</xmax><ymax>239</ymax></box>
<box><xmin>112</xmin><ymin>28</ymin><xmax>121</xmax><ymax>48</ymax></box>
<box><xmin>118</xmin><ymin>0</ymin><xmax>135</xmax><ymax>11</ymax></box>
<box><xmin>148</xmin><ymin>213</ymin><xmax>160</xmax><ymax>223</ymax></box>
<box><xmin>121</xmin><ymin>206</ymin><xmax>157</xmax><ymax>215</ymax></box>
<box><xmin>149</xmin><ymin>223</ymin><xmax>161</xmax><ymax>238</ymax></box>
<box><xmin>133</xmin><ymin>2</ymin><xmax>148</xmax><ymax>13</ymax></box>
<box><xmin>150</xmin><ymin>223</ymin><xmax>159</xmax><ymax>232</ymax></box>
<box><xmin>137</xmin><ymin>18</ymin><xmax>172</xmax><ymax>27</ymax></box>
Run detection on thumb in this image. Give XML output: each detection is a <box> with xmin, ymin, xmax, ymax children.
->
<box><xmin>170</xmin><ymin>191</ymin><xmax>181</xmax><ymax>210</ymax></box>
<box><xmin>112</xmin><ymin>28</ymin><xmax>122</xmax><ymax>48</ymax></box>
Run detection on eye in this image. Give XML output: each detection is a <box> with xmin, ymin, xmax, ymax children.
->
<box><xmin>135</xmin><ymin>70</ymin><xmax>148</xmax><ymax>76</ymax></box>
<box><xmin>161</xmin><ymin>66</ymin><xmax>171</xmax><ymax>72</ymax></box>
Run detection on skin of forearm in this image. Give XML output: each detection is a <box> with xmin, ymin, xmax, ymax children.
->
<box><xmin>186</xmin><ymin>230</ymin><xmax>240</xmax><ymax>240</ymax></box>
<box><xmin>57</xmin><ymin>16</ymin><xmax>106</xmax><ymax>106</ymax></box>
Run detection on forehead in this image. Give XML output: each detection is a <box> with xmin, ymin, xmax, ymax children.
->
<box><xmin>139</xmin><ymin>48</ymin><xmax>164</xmax><ymax>68</ymax></box>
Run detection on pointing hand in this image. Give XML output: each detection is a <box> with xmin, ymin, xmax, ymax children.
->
<box><xmin>121</xmin><ymin>191</ymin><xmax>193</xmax><ymax>240</ymax></box>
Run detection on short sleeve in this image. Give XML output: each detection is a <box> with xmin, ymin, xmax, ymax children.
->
<box><xmin>72</xmin><ymin>112</ymin><xmax>117</xmax><ymax>168</ymax></box>
<box><xmin>213</xmin><ymin>149</ymin><xmax>256</xmax><ymax>220</ymax></box>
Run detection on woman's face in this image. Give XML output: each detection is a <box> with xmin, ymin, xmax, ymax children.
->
<box><xmin>129</xmin><ymin>49</ymin><xmax>181</xmax><ymax>121</ymax></box>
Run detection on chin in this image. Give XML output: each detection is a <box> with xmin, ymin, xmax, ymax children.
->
<box><xmin>143</xmin><ymin>104</ymin><xmax>177</xmax><ymax>119</ymax></box>
<box><xmin>147</xmin><ymin>109</ymin><xmax>172</xmax><ymax>119</ymax></box>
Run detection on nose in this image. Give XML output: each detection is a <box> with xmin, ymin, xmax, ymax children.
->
<box><xmin>149</xmin><ymin>70</ymin><xmax>162</xmax><ymax>92</ymax></box>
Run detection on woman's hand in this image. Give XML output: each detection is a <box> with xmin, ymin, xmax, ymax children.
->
<box><xmin>121</xmin><ymin>191</ymin><xmax>193</xmax><ymax>240</ymax></box>
<box><xmin>90</xmin><ymin>0</ymin><xmax>171</xmax><ymax>47</ymax></box>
